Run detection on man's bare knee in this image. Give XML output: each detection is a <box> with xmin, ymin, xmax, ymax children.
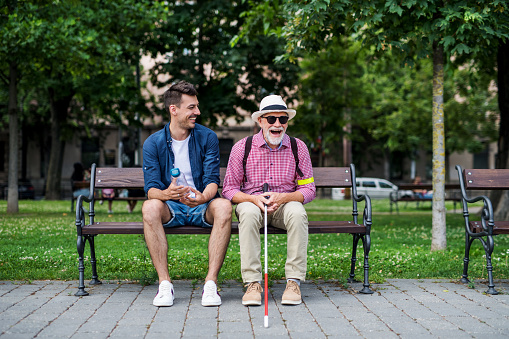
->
<box><xmin>207</xmin><ymin>198</ymin><xmax>232</xmax><ymax>224</ymax></box>
<box><xmin>142</xmin><ymin>200</ymin><xmax>169</xmax><ymax>226</ymax></box>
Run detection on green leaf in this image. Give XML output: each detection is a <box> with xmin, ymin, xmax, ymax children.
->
<box><xmin>452</xmin><ymin>43</ymin><xmax>470</xmax><ymax>55</ymax></box>
<box><xmin>443</xmin><ymin>36</ymin><xmax>455</xmax><ymax>48</ymax></box>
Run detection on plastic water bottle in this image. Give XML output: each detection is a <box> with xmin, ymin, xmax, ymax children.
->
<box><xmin>170</xmin><ymin>168</ymin><xmax>195</xmax><ymax>198</ymax></box>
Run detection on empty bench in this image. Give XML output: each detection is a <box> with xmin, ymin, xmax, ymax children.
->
<box><xmin>456</xmin><ymin>165</ymin><xmax>509</xmax><ymax>294</ymax></box>
<box><xmin>74</xmin><ymin>163</ymin><xmax>374</xmax><ymax>296</ymax></box>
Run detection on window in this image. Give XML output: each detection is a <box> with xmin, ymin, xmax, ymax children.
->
<box><xmin>363</xmin><ymin>181</ymin><xmax>376</xmax><ymax>188</ymax></box>
<box><xmin>104</xmin><ymin>149</ymin><xmax>116</xmax><ymax>166</ymax></box>
<box><xmin>81</xmin><ymin>138</ymin><xmax>100</xmax><ymax>169</ymax></box>
<box><xmin>473</xmin><ymin>145</ymin><xmax>489</xmax><ymax>169</ymax></box>
<box><xmin>379</xmin><ymin>182</ymin><xmax>393</xmax><ymax>189</ymax></box>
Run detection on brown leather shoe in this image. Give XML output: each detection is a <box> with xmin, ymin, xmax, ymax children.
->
<box><xmin>282</xmin><ymin>280</ymin><xmax>301</xmax><ymax>305</ymax></box>
<box><xmin>242</xmin><ymin>282</ymin><xmax>262</xmax><ymax>306</ymax></box>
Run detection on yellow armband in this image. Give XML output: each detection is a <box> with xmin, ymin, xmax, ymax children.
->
<box><xmin>297</xmin><ymin>177</ymin><xmax>314</xmax><ymax>185</ymax></box>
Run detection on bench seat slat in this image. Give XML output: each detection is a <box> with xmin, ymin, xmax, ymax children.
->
<box><xmin>82</xmin><ymin>221</ymin><xmax>366</xmax><ymax>235</ymax></box>
<box><xmin>470</xmin><ymin>221</ymin><xmax>509</xmax><ymax>235</ymax></box>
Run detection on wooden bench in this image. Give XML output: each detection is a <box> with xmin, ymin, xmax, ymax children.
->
<box><xmin>74</xmin><ymin>163</ymin><xmax>374</xmax><ymax>296</ymax></box>
<box><xmin>456</xmin><ymin>165</ymin><xmax>509</xmax><ymax>294</ymax></box>
<box><xmin>389</xmin><ymin>183</ymin><xmax>461</xmax><ymax>213</ymax></box>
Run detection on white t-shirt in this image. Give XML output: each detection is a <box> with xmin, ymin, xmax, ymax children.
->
<box><xmin>171</xmin><ymin>135</ymin><xmax>197</xmax><ymax>191</ymax></box>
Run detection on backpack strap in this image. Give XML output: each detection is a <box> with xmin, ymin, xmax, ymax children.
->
<box><xmin>242</xmin><ymin>136</ymin><xmax>253</xmax><ymax>185</ymax></box>
<box><xmin>290</xmin><ymin>137</ymin><xmax>304</xmax><ymax>177</ymax></box>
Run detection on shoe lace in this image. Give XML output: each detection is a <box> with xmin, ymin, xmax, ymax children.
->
<box><xmin>286</xmin><ymin>281</ymin><xmax>300</xmax><ymax>294</ymax></box>
<box><xmin>159</xmin><ymin>282</ymin><xmax>173</xmax><ymax>296</ymax></box>
<box><xmin>204</xmin><ymin>282</ymin><xmax>218</xmax><ymax>296</ymax></box>
<box><xmin>246</xmin><ymin>282</ymin><xmax>261</xmax><ymax>293</ymax></box>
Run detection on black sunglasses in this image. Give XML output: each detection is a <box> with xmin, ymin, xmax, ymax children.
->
<box><xmin>261</xmin><ymin>115</ymin><xmax>289</xmax><ymax>124</ymax></box>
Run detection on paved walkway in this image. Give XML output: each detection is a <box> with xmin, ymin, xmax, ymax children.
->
<box><xmin>1</xmin><ymin>279</ymin><xmax>509</xmax><ymax>338</ymax></box>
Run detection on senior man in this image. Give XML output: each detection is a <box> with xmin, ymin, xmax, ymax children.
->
<box><xmin>222</xmin><ymin>94</ymin><xmax>316</xmax><ymax>306</ymax></box>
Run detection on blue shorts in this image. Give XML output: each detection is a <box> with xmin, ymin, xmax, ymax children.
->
<box><xmin>163</xmin><ymin>199</ymin><xmax>214</xmax><ymax>228</ymax></box>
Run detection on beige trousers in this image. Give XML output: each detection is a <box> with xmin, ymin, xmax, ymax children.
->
<box><xmin>236</xmin><ymin>201</ymin><xmax>308</xmax><ymax>283</ymax></box>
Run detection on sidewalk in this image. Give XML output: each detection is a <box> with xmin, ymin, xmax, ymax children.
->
<box><xmin>1</xmin><ymin>279</ymin><xmax>509</xmax><ymax>338</ymax></box>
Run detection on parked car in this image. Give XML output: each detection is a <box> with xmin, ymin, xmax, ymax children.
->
<box><xmin>2</xmin><ymin>179</ymin><xmax>36</xmax><ymax>200</ymax></box>
<box><xmin>332</xmin><ymin>177</ymin><xmax>413</xmax><ymax>200</ymax></box>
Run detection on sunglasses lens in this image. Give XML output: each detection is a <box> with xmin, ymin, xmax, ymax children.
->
<box><xmin>264</xmin><ymin>116</ymin><xmax>289</xmax><ymax>124</ymax></box>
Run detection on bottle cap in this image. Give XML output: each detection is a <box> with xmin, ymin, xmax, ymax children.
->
<box><xmin>170</xmin><ymin>168</ymin><xmax>180</xmax><ymax>177</ymax></box>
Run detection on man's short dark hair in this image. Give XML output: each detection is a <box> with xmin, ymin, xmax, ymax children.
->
<box><xmin>163</xmin><ymin>81</ymin><xmax>198</xmax><ymax>113</ymax></box>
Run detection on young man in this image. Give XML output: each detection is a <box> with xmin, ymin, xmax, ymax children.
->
<box><xmin>222</xmin><ymin>94</ymin><xmax>316</xmax><ymax>306</ymax></box>
<box><xmin>142</xmin><ymin>81</ymin><xmax>232</xmax><ymax>307</ymax></box>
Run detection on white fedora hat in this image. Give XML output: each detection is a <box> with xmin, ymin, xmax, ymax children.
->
<box><xmin>251</xmin><ymin>95</ymin><xmax>296</xmax><ymax>122</ymax></box>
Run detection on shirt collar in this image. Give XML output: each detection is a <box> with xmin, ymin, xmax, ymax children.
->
<box><xmin>165</xmin><ymin>122</ymin><xmax>194</xmax><ymax>143</ymax></box>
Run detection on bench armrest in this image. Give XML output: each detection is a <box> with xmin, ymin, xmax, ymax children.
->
<box><xmin>349</xmin><ymin>164</ymin><xmax>372</xmax><ymax>231</ymax></box>
<box><xmin>75</xmin><ymin>163</ymin><xmax>98</xmax><ymax>229</ymax></box>
<box><xmin>455</xmin><ymin>165</ymin><xmax>495</xmax><ymax>236</ymax></box>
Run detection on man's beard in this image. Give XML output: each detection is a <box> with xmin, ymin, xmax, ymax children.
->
<box><xmin>265</xmin><ymin>127</ymin><xmax>285</xmax><ymax>146</ymax></box>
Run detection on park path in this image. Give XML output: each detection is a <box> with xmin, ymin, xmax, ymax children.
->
<box><xmin>1</xmin><ymin>279</ymin><xmax>509</xmax><ymax>338</ymax></box>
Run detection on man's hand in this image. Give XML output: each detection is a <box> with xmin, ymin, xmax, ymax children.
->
<box><xmin>264</xmin><ymin>192</ymin><xmax>287</xmax><ymax>214</ymax></box>
<box><xmin>254</xmin><ymin>191</ymin><xmax>284</xmax><ymax>215</ymax></box>
<box><xmin>180</xmin><ymin>187</ymin><xmax>206</xmax><ymax>207</ymax></box>
<box><xmin>253</xmin><ymin>192</ymin><xmax>272</xmax><ymax>213</ymax></box>
<box><xmin>161</xmin><ymin>177</ymin><xmax>190</xmax><ymax>201</ymax></box>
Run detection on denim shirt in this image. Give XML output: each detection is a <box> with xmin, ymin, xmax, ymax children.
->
<box><xmin>142</xmin><ymin>122</ymin><xmax>221</xmax><ymax>196</ymax></box>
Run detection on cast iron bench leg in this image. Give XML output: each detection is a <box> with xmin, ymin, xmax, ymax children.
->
<box><xmin>359</xmin><ymin>235</ymin><xmax>373</xmax><ymax>294</ymax></box>
<box><xmin>484</xmin><ymin>235</ymin><xmax>498</xmax><ymax>295</ymax></box>
<box><xmin>460</xmin><ymin>234</ymin><xmax>473</xmax><ymax>284</ymax></box>
<box><xmin>89</xmin><ymin>235</ymin><xmax>102</xmax><ymax>286</ymax></box>
<box><xmin>348</xmin><ymin>234</ymin><xmax>359</xmax><ymax>284</ymax></box>
<box><xmin>75</xmin><ymin>234</ymin><xmax>89</xmax><ymax>296</ymax></box>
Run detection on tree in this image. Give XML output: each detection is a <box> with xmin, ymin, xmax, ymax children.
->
<box><xmin>1</xmin><ymin>1</ymin><xmax>166</xmax><ymax>202</ymax></box>
<box><xmin>239</xmin><ymin>0</ymin><xmax>509</xmax><ymax>250</ymax></box>
<box><xmin>0</xmin><ymin>0</ymin><xmax>49</xmax><ymax>212</ymax></box>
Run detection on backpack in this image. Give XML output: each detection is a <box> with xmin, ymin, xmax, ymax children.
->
<box><xmin>242</xmin><ymin>135</ymin><xmax>303</xmax><ymax>184</ymax></box>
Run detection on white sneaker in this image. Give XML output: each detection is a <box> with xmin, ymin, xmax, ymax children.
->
<box><xmin>201</xmin><ymin>280</ymin><xmax>221</xmax><ymax>306</ymax></box>
<box><xmin>153</xmin><ymin>280</ymin><xmax>174</xmax><ymax>307</ymax></box>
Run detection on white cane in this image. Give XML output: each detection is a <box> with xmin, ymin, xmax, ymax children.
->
<box><xmin>263</xmin><ymin>183</ymin><xmax>269</xmax><ymax>328</ymax></box>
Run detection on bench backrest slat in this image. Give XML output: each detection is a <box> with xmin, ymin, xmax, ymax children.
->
<box><xmin>463</xmin><ymin>169</ymin><xmax>509</xmax><ymax>190</ymax></box>
<box><xmin>95</xmin><ymin>167</ymin><xmax>353</xmax><ymax>189</ymax></box>
<box><xmin>95</xmin><ymin>168</ymin><xmax>145</xmax><ymax>188</ymax></box>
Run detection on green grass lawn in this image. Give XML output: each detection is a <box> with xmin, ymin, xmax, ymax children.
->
<box><xmin>1</xmin><ymin>198</ymin><xmax>508</xmax><ymax>286</ymax></box>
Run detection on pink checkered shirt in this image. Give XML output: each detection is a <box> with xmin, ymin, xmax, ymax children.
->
<box><xmin>222</xmin><ymin>131</ymin><xmax>316</xmax><ymax>204</ymax></box>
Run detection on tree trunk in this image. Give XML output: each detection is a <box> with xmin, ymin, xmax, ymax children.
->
<box><xmin>7</xmin><ymin>61</ymin><xmax>19</xmax><ymax>213</ymax></box>
<box><xmin>431</xmin><ymin>42</ymin><xmax>447</xmax><ymax>251</ymax></box>
<box><xmin>45</xmin><ymin>87</ymin><xmax>73</xmax><ymax>200</ymax></box>
<box><xmin>494</xmin><ymin>40</ymin><xmax>509</xmax><ymax>220</ymax></box>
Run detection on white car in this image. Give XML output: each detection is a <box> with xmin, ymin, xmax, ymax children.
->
<box><xmin>332</xmin><ymin>177</ymin><xmax>413</xmax><ymax>200</ymax></box>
